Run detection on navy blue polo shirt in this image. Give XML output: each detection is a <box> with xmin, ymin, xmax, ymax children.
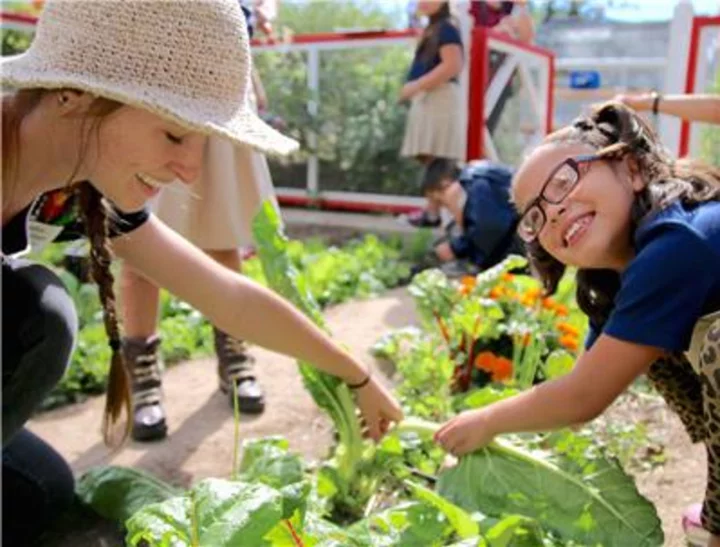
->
<box><xmin>407</xmin><ymin>20</ymin><xmax>462</xmax><ymax>83</ymax></box>
<box><xmin>586</xmin><ymin>200</ymin><xmax>720</xmax><ymax>352</ymax></box>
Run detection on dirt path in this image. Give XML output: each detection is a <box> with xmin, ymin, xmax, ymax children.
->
<box><xmin>29</xmin><ymin>287</ymin><xmax>704</xmax><ymax>546</ymax></box>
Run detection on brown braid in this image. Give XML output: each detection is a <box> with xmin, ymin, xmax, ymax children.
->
<box><xmin>78</xmin><ymin>182</ymin><xmax>132</xmax><ymax>446</ymax></box>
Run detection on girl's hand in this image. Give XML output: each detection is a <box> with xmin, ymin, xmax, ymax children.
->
<box><xmin>434</xmin><ymin>409</ymin><xmax>497</xmax><ymax>457</ymax></box>
<box><xmin>398</xmin><ymin>82</ymin><xmax>420</xmax><ymax>103</ymax></box>
<box><xmin>354</xmin><ymin>377</ymin><xmax>403</xmax><ymax>441</ymax></box>
<box><xmin>613</xmin><ymin>93</ymin><xmax>654</xmax><ymax>112</ymax></box>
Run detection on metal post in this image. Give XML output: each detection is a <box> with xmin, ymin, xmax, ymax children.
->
<box><xmin>306</xmin><ymin>48</ymin><xmax>320</xmax><ymax>198</ymax></box>
<box><xmin>661</xmin><ymin>0</ymin><xmax>694</xmax><ymax>156</ymax></box>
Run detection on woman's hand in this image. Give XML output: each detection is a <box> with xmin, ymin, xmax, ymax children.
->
<box><xmin>434</xmin><ymin>408</ymin><xmax>497</xmax><ymax>457</ymax></box>
<box><xmin>398</xmin><ymin>81</ymin><xmax>420</xmax><ymax>103</ymax></box>
<box><xmin>613</xmin><ymin>92</ymin><xmax>654</xmax><ymax>112</ymax></box>
<box><xmin>354</xmin><ymin>377</ymin><xmax>403</xmax><ymax>441</ymax></box>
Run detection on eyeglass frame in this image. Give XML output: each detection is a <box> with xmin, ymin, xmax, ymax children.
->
<box><xmin>516</xmin><ymin>153</ymin><xmax>604</xmax><ymax>243</ymax></box>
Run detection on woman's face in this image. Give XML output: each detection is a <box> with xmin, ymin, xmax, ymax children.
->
<box><xmin>417</xmin><ymin>1</ymin><xmax>446</xmax><ymax>17</ymax></box>
<box><xmin>512</xmin><ymin>142</ymin><xmax>643</xmax><ymax>271</ymax></box>
<box><xmin>83</xmin><ymin>105</ymin><xmax>206</xmax><ymax>212</ymax></box>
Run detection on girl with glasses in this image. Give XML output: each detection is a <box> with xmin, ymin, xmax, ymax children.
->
<box><xmin>435</xmin><ymin>101</ymin><xmax>720</xmax><ymax>546</ymax></box>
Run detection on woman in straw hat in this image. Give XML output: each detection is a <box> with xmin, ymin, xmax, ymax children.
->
<box><xmin>118</xmin><ymin>1</ymin><xmax>280</xmax><ymax>443</ymax></box>
<box><xmin>1</xmin><ymin>0</ymin><xmax>402</xmax><ymax>542</ymax></box>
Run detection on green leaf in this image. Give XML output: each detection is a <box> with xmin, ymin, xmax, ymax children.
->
<box><xmin>76</xmin><ymin>466</ymin><xmax>180</xmax><ymax>523</ymax></box>
<box><xmin>437</xmin><ymin>439</ymin><xmax>664</xmax><ymax>546</ymax></box>
<box><xmin>544</xmin><ymin>350</ymin><xmax>575</xmax><ymax>380</ymax></box>
<box><xmin>406</xmin><ymin>479</ymin><xmax>479</xmax><ymax>539</ymax></box>
<box><xmin>252</xmin><ymin>202</ymin><xmax>364</xmax><ymax>494</ymax></box>
<box><xmin>483</xmin><ymin>514</ymin><xmax>546</xmax><ymax>547</ymax></box>
<box><xmin>238</xmin><ymin>437</ymin><xmax>309</xmax><ymax>519</ymax></box>
<box><xmin>348</xmin><ymin>501</ymin><xmax>450</xmax><ymax>546</ymax></box>
<box><xmin>126</xmin><ymin>479</ymin><xmax>284</xmax><ymax>547</ymax></box>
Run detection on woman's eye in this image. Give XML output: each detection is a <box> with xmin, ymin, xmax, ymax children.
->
<box><xmin>165</xmin><ymin>132</ymin><xmax>183</xmax><ymax>144</ymax></box>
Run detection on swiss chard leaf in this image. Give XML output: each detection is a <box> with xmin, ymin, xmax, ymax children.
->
<box><xmin>76</xmin><ymin>465</ymin><xmax>180</xmax><ymax>524</ymax></box>
<box><xmin>437</xmin><ymin>438</ymin><xmax>664</xmax><ymax>546</ymax></box>
<box><xmin>125</xmin><ymin>479</ymin><xmax>284</xmax><ymax>547</ymax></box>
<box><xmin>252</xmin><ymin>203</ymin><xmax>364</xmax><ymax>493</ymax></box>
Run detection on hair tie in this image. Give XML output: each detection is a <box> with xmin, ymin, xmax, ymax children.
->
<box><xmin>109</xmin><ymin>338</ymin><xmax>121</xmax><ymax>352</ymax></box>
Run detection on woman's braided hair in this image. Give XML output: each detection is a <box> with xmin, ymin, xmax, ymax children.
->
<box><xmin>524</xmin><ymin>101</ymin><xmax>720</xmax><ymax>328</ymax></box>
<box><xmin>3</xmin><ymin>89</ymin><xmax>132</xmax><ymax>446</ymax></box>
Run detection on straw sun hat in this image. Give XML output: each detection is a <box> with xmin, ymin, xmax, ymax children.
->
<box><xmin>1</xmin><ymin>0</ymin><xmax>298</xmax><ymax>156</ymax></box>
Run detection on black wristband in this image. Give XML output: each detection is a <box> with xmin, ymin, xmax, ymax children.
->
<box><xmin>652</xmin><ymin>92</ymin><xmax>661</xmax><ymax>115</ymax></box>
<box><xmin>347</xmin><ymin>372</ymin><xmax>371</xmax><ymax>390</ymax></box>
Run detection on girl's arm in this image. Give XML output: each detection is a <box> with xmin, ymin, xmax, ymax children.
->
<box><xmin>435</xmin><ymin>334</ymin><xmax>664</xmax><ymax>456</ymax></box>
<box><xmin>405</xmin><ymin>43</ymin><xmax>463</xmax><ymax>96</ymax></box>
<box><xmin>616</xmin><ymin>93</ymin><xmax>720</xmax><ymax>125</ymax></box>
<box><xmin>112</xmin><ymin>216</ymin><xmax>403</xmax><ymax>436</ymax></box>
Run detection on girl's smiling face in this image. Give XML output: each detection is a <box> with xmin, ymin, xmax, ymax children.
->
<box><xmin>513</xmin><ymin>142</ymin><xmax>644</xmax><ymax>271</ymax></box>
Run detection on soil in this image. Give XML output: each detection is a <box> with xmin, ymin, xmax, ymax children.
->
<box><xmin>30</xmin><ymin>287</ymin><xmax>704</xmax><ymax>547</ymax></box>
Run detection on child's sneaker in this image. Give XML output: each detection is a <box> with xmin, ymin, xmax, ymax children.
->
<box><xmin>683</xmin><ymin>503</ymin><xmax>711</xmax><ymax>546</ymax></box>
<box><xmin>403</xmin><ymin>210</ymin><xmax>442</xmax><ymax>228</ymax></box>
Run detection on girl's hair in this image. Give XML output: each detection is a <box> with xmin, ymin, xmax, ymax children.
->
<box><xmin>3</xmin><ymin>89</ymin><xmax>132</xmax><ymax>446</ymax></box>
<box><xmin>524</xmin><ymin>101</ymin><xmax>720</xmax><ymax>327</ymax></box>
<box><xmin>417</xmin><ymin>2</ymin><xmax>456</xmax><ymax>64</ymax></box>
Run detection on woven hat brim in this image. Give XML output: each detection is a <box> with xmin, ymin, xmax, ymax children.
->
<box><xmin>2</xmin><ymin>56</ymin><xmax>300</xmax><ymax>157</ymax></box>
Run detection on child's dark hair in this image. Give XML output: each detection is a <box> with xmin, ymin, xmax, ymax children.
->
<box><xmin>421</xmin><ymin>157</ymin><xmax>461</xmax><ymax>194</ymax></box>
<box><xmin>523</xmin><ymin>101</ymin><xmax>720</xmax><ymax>328</ymax></box>
<box><xmin>418</xmin><ymin>2</ymin><xmax>455</xmax><ymax>63</ymax></box>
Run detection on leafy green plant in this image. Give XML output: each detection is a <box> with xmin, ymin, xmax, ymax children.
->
<box><xmin>252</xmin><ymin>202</ymin><xmax>371</xmax><ymax>520</ymax></box>
<box><xmin>398</xmin><ymin>418</ymin><xmax>664</xmax><ymax>547</ymax></box>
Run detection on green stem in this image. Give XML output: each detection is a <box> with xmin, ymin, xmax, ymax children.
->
<box><xmin>231</xmin><ymin>380</ymin><xmax>240</xmax><ymax>480</ymax></box>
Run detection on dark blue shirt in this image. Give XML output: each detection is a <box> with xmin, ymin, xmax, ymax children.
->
<box><xmin>449</xmin><ymin>162</ymin><xmax>523</xmax><ymax>269</ymax></box>
<box><xmin>586</xmin><ymin>200</ymin><xmax>720</xmax><ymax>352</ymax></box>
<box><xmin>406</xmin><ymin>20</ymin><xmax>462</xmax><ymax>83</ymax></box>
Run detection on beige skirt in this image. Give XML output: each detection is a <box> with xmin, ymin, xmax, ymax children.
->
<box><xmin>400</xmin><ymin>82</ymin><xmax>464</xmax><ymax>161</ymax></box>
<box><xmin>152</xmin><ymin>136</ymin><xmax>279</xmax><ymax>250</ymax></box>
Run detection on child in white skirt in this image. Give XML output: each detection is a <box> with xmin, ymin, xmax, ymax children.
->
<box><xmin>400</xmin><ymin>0</ymin><xmax>465</xmax><ymax>228</ymax></box>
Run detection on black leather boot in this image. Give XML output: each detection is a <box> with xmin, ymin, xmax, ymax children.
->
<box><xmin>214</xmin><ymin>327</ymin><xmax>265</xmax><ymax>414</ymax></box>
<box><xmin>123</xmin><ymin>335</ymin><xmax>167</xmax><ymax>441</ymax></box>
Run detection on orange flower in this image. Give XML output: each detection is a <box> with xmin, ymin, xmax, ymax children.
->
<box><xmin>520</xmin><ymin>333</ymin><xmax>532</xmax><ymax>347</ymax></box>
<box><xmin>492</xmin><ymin>357</ymin><xmax>514</xmax><ymax>381</ymax></box>
<box><xmin>502</xmin><ymin>273</ymin><xmax>515</xmax><ymax>283</ymax></box>
<box><xmin>475</xmin><ymin>351</ymin><xmax>496</xmax><ymax>371</ymax></box>
<box><xmin>527</xmin><ymin>287</ymin><xmax>542</xmax><ymax>298</ymax></box>
<box><xmin>555</xmin><ymin>304</ymin><xmax>569</xmax><ymax>317</ymax></box>
<box><xmin>542</xmin><ymin>297</ymin><xmax>556</xmax><ymax>310</ymax></box>
<box><xmin>489</xmin><ymin>286</ymin><xmax>504</xmax><ymax>299</ymax></box>
<box><xmin>557</xmin><ymin>322</ymin><xmax>580</xmax><ymax>337</ymax></box>
<box><xmin>559</xmin><ymin>334</ymin><xmax>579</xmax><ymax>351</ymax></box>
<box><xmin>458</xmin><ymin>276</ymin><xmax>476</xmax><ymax>296</ymax></box>
<box><xmin>475</xmin><ymin>352</ymin><xmax>513</xmax><ymax>382</ymax></box>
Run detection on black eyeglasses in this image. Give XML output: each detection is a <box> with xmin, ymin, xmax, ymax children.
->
<box><xmin>517</xmin><ymin>153</ymin><xmax>602</xmax><ymax>243</ymax></box>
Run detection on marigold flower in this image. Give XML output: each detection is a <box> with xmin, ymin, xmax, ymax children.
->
<box><xmin>502</xmin><ymin>273</ymin><xmax>514</xmax><ymax>283</ymax></box>
<box><xmin>559</xmin><ymin>334</ymin><xmax>579</xmax><ymax>351</ymax></box>
<box><xmin>557</xmin><ymin>322</ymin><xmax>580</xmax><ymax>337</ymax></box>
<box><xmin>475</xmin><ymin>351</ymin><xmax>497</xmax><ymax>370</ymax></box>
<box><xmin>492</xmin><ymin>357</ymin><xmax>514</xmax><ymax>381</ymax></box>
<box><xmin>458</xmin><ymin>276</ymin><xmax>476</xmax><ymax>296</ymax></box>
<box><xmin>542</xmin><ymin>297</ymin><xmax>556</xmax><ymax>310</ymax></box>
<box><xmin>475</xmin><ymin>352</ymin><xmax>513</xmax><ymax>382</ymax></box>
<box><xmin>489</xmin><ymin>286</ymin><xmax>504</xmax><ymax>299</ymax></box>
<box><xmin>555</xmin><ymin>304</ymin><xmax>569</xmax><ymax>317</ymax></box>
